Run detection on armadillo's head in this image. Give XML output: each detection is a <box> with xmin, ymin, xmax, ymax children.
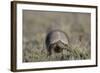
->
<box><xmin>53</xmin><ymin>44</ymin><xmax>63</xmax><ymax>53</ymax></box>
<box><xmin>50</xmin><ymin>40</ymin><xmax>67</xmax><ymax>53</ymax></box>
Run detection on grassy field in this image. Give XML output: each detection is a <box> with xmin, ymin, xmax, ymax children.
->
<box><xmin>22</xmin><ymin>10</ymin><xmax>91</xmax><ymax>62</ymax></box>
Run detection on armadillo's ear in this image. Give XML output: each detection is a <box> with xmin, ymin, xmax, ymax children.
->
<box><xmin>49</xmin><ymin>43</ymin><xmax>56</xmax><ymax>50</ymax></box>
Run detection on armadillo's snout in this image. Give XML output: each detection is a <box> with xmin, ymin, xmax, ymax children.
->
<box><xmin>53</xmin><ymin>44</ymin><xmax>63</xmax><ymax>53</ymax></box>
<box><xmin>45</xmin><ymin>30</ymin><xmax>69</xmax><ymax>55</ymax></box>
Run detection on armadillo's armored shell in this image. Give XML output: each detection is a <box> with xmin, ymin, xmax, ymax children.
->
<box><xmin>45</xmin><ymin>30</ymin><xmax>69</xmax><ymax>52</ymax></box>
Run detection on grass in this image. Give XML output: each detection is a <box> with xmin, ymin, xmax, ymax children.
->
<box><xmin>23</xmin><ymin>40</ymin><xmax>91</xmax><ymax>62</ymax></box>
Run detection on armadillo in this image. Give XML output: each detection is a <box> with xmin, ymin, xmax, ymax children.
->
<box><xmin>45</xmin><ymin>30</ymin><xmax>69</xmax><ymax>56</ymax></box>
